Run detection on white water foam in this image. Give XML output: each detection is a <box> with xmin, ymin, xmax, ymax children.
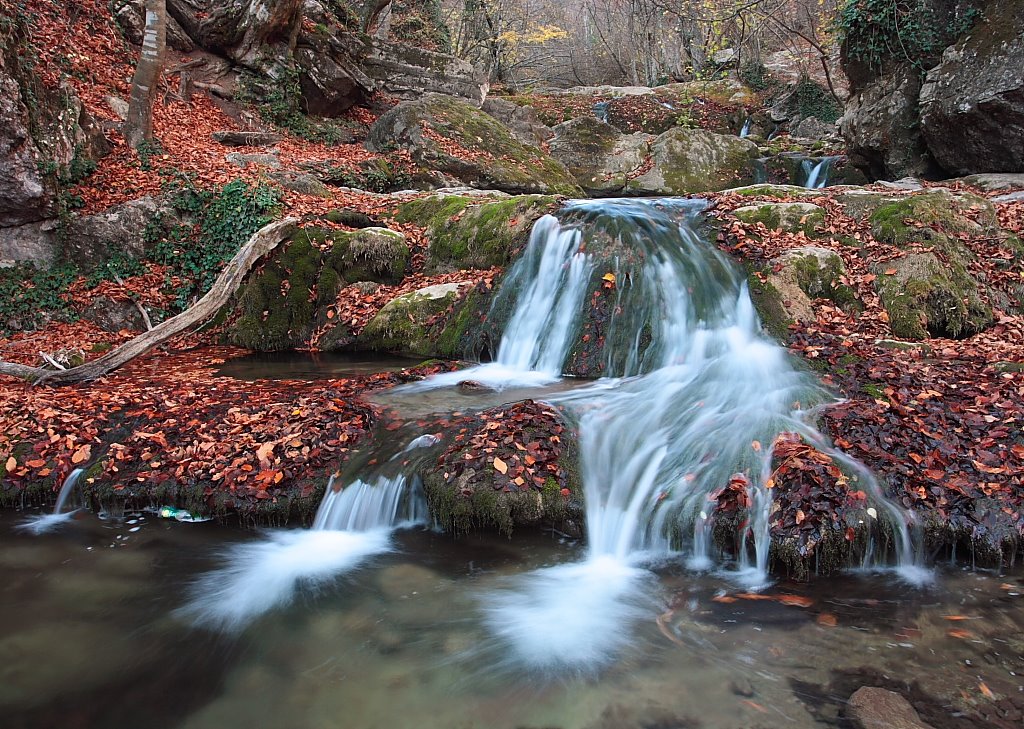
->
<box><xmin>180</xmin><ymin>474</ymin><xmax>425</xmax><ymax>632</ymax></box>
<box><xmin>482</xmin><ymin>556</ymin><xmax>654</xmax><ymax>674</ymax></box>
<box><xmin>176</xmin><ymin>528</ymin><xmax>394</xmax><ymax>632</ymax></box>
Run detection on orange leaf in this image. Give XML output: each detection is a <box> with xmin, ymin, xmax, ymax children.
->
<box><xmin>979</xmin><ymin>682</ymin><xmax>995</xmax><ymax>700</ymax></box>
<box><xmin>26</xmin><ymin>459</ymin><xmax>46</xmax><ymax>468</ymax></box>
<box><xmin>947</xmin><ymin>628</ymin><xmax>974</xmax><ymax>639</ymax></box>
<box><xmin>493</xmin><ymin>457</ymin><xmax>508</xmax><ymax>475</ymax></box>
<box><xmin>71</xmin><ymin>445</ymin><xmax>91</xmax><ymax>464</ymax></box>
<box><xmin>5</xmin><ymin>456</ymin><xmax>16</xmax><ymax>472</ymax></box>
<box><xmin>817</xmin><ymin>612</ymin><xmax>838</xmax><ymax>627</ymax></box>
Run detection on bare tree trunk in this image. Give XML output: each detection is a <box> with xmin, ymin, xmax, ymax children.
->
<box><xmin>362</xmin><ymin>0</ymin><xmax>393</xmax><ymax>34</ymax></box>
<box><xmin>0</xmin><ymin>219</ymin><xmax>298</xmax><ymax>385</ymax></box>
<box><xmin>124</xmin><ymin>0</ymin><xmax>167</xmax><ymax>149</ymax></box>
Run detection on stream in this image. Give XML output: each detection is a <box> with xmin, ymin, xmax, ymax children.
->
<box><xmin>2</xmin><ymin>512</ymin><xmax>1023</xmax><ymax>729</ymax></box>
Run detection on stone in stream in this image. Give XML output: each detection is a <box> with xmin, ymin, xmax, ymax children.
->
<box><xmin>846</xmin><ymin>687</ymin><xmax>935</xmax><ymax>729</ymax></box>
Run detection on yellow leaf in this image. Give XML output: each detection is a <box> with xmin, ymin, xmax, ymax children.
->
<box><xmin>493</xmin><ymin>457</ymin><xmax>508</xmax><ymax>475</ymax></box>
<box><xmin>602</xmin><ymin>273</ymin><xmax>616</xmax><ymax>283</ymax></box>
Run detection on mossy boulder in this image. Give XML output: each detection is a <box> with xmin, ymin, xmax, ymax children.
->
<box><xmin>625</xmin><ymin>128</ymin><xmax>759</xmax><ymax>194</ymax></box>
<box><xmin>227</xmin><ymin>226</ymin><xmax>410</xmax><ymax>351</ymax></box>
<box><xmin>549</xmin><ymin>117</ymin><xmax>650</xmax><ymax>195</ymax></box>
<box><xmin>765</xmin><ymin>247</ymin><xmax>859</xmax><ymax>324</ymax></box>
<box><xmin>356</xmin><ymin>282</ymin><xmax>464</xmax><ymax>356</ymax></box>
<box><xmin>872</xmin><ymin>252</ymin><xmax>992</xmax><ymax>340</ymax></box>
<box><xmin>395</xmin><ymin>193</ymin><xmax>559</xmax><ymax>272</ymax></box>
<box><xmin>366</xmin><ymin>93</ymin><xmax>583</xmax><ymax>196</ymax></box>
<box><xmin>733</xmin><ymin>202</ymin><xmax>826</xmax><ymax>237</ymax></box>
<box><xmin>868</xmin><ymin>189</ymin><xmax>999</xmax><ymax>244</ymax></box>
<box><xmin>725</xmin><ymin>183</ymin><xmax>823</xmax><ymax>199</ymax></box>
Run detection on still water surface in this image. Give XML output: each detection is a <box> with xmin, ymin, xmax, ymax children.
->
<box><xmin>2</xmin><ymin>510</ymin><xmax>1022</xmax><ymax>729</ymax></box>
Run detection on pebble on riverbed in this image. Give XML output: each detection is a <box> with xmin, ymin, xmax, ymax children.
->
<box><xmin>846</xmin><ymin>687</ymin><xmax>934</xmax><ymax>729</ymax></box>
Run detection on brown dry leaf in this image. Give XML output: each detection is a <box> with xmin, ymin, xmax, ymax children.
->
<box><xmin>4</xmin><ymin>456</ymin><xmax>16</xmax><ymax>472</ymax></box>
<box><xmin>493</xmin><ymin>457</ymin><xmax>508</xmax><ymax>475</ymax></box>
<box><xmin>817</xmin><ymin>613</ymin><xmax>838</xmax><ymax>627</ymax></box>
<box><xmin>71</xmin><ymin>444</ymin><xmax>92</xmax><ymax>464</ymax></box>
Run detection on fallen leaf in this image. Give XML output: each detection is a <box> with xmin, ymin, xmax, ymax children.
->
<box><xmin>493</xmin><ymin>457</ymin><xmax>508</xmax><ymax>475</ymax></box>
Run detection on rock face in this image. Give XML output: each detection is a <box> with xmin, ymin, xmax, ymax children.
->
<box><xmin>840</xmin><ymin>0</ymin><xmax>1024</xmax><ymax>179</ymax></box>
<box><xmin>919</xmin><ymin>5</ymin><xmax>1024</xmax><ymax>175</ymax></box>
<box><xmin>846</xmin><ymin>687</ymin><xmax>934</xmax><ymax>729</ymax></box>
<box><xmin>481</xmin><ymin>98</ymin><xmax>552</xmax><ymax>147</ymax></box>
<box><xmin>840</xmin><ymin>63</ymin><xmax>937</xmax><ymax>180</ymax></box>
<box><xmin>367</xmin><ymin>94</ymin><xmax>581</xmax><ymax>195</ymax></box>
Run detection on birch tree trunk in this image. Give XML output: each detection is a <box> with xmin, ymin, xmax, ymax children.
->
<box><xmin>124</xmin><ymin>0</ymin><xmax>167</xmax><ymax>149</ymax></box>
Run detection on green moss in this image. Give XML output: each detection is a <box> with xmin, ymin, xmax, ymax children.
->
<box><xmin>792</xmin><ymin>254</ymin><xmax>860</xmax><ymax>311</ymax></box>
<box><xmin>398</xmin><ymin>194</ymin><xmax>558</xmax><ymax>272</ymax></box>
<box><xmin>741</xmin><ymin>261</ymin><xmax>793</xmax><ymax>342</ymax></box>
<box><xmin>357</xmin><ymin>284</ymin><xmax>460</xmax><ymax>355</ymax></box>
<box><xmin>861</xmin><ymin>383</ymin><xmax>887</xmax><ymax>400</ymax></box>
<box><xmin>869</xmin><ymin>190</ymin><xmax>996</xmax><ymax>247</ymax></box>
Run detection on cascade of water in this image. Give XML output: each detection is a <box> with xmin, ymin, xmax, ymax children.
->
<box><xmin>739</xmin><ymin>118</ymin><xmax>752</xmax><ymax>138</ymax></box>
<box><xmin>17</xmin><ymin>468</ymin><xmax>84</xmax><ymax>535</ymax></box>
<box><xmin>313</xmin><ymin>474</ymin><xmax>427</xmax><ymax>531</ymax></box>
<box><xmin>593</xmin><ymin>101</ymin><xmax>610</xmax><ymax>123</ymax></box>
<box><xmin>469</xmin><ymin>199</ymin><xmax>928</xmax><ymax>668</ymax></box>
<box><xmin>803</xmin><ymin>157</ymin><xmax>837</xmax><ymax>189</ymax></box>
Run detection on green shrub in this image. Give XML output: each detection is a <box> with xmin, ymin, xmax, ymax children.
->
<box><xmin>150</xmin><ymin>180</ymin><xmax>282</xmax><ymax>310</ymax></box>
<box><xmin>0</xmin><ymin>264</ymin><xmax>79</xmax><ymax>335</ymax></box>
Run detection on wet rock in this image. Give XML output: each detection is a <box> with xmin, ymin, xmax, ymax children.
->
<box><xmin>357</xmin><ymin>282</ymin><xmax>465</xmax><ymax>356</ymax></box>
<box><xmin>549</xmin><ymin>117</ymin><xmax>650</xmax><ymax>195</ymax></box>
<box><xmin>367</xmin><ymin>93</ymin><xmax>581</xmax><ymax>196</ymax></box>
<box><xmin>81</xmin><ymin>296</ymin><xmax>146</xmax><ymax>333</ymax></box>
<box><xmin>919</xmin><ymin>6</ymin><xmax>1024</xmax><ymax>175</ymax></box>
<box><xmin>375</xmin><ymin>563</ymin><xmax>446</xmax><ymax>600</ymax></box>
<box><xmin>846</xmin><ymin>687</ymin><xmax>934</xmax><ymax>729</ymax></box>
<box><xmin>212</xmin><ymin>130</ymin><xmax>282</xmax><ymax>147</ymax></box>
<box><xmin>624</xmin><ymin>128</ymin><xmax>759</xmax><ymax>195</ymax></box>
<box><xmin>729</xmin><ymin>677</ymin><xmax>756</xmax><ymax>697</ymax></box>
<box><xmin>457</xmin><ymin>380</ymin><xmax>494</xmax><ymax>393</ymax></box>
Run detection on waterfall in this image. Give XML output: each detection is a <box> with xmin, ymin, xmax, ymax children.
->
<box><xmin>802</xmin><ymin>157</ymin><xmax>838</xmax><ymax>189</ymax></box>
<box><xmin>593</xmin><ymin>100</ymin><xmax>610</xmax><ymax>123</ymax></box>
<box><xmin>739</xmin><ymin>117</ymin><xmax>752</xmax><ymax>138</ymax></box>
<box><xmin>179</xmin><ymin>465</ymin><xmax>427</xmax><ymax>632</ymax></box>
<box><xmin>17</xmin><ymin>468</ymin><xmax>84</xmax><ymax>535</ymax></box>
<box><xmin>468</xmin><ymin>199</ymin><xmax>925</xmax><ymax>670</ymax></box>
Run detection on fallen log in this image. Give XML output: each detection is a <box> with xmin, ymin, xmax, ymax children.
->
<box><xmin>0</xmin><ymin>218</ymin><xmax>298</xmax><ymax>385</ymax></box>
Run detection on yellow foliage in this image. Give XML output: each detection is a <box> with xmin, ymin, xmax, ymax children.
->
<box><xmin>498</xmin><ymin>24</ymin><xmax>568</xmax><ymax>48</ymax></box>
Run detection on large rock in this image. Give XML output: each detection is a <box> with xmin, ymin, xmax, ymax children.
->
<box><xmin>62</xmin><ymin>197</ymin><xmax>180</xmax><ymax>269</ymax></box>
<box><xmin>549</xmin><ymin>117</ymin><xmax>650</xmax><ymax>195</ymax></box>
<box><xmin>395</xmin><ymin>193</ymin><xmax>558</xmax><ymax>271</ymax></box>
<box><xmin>763</xmin><ymin>246</ymin><xmax>858</xmax><ymax>325</ymax></box>
<box><xmin>0</xmin><ymin>220</ymin><xmax>59</xmax><ymax>267</ymax></box>
<box><xmin>481</xmin><ymin>98</ymin><xmax>552</xmax><ymax>147</ymax></box>
<box><xmin>356</xmin><ymin>282</ymin><xmax>464</xmax><ymax>356</ymax></box>
<box><xmin>114</xmin><ymin>0</ymin><xmax>197</xmax><ymax>52</ymax></box>
<box><xmin>846</xmin><ymin>687</ymin><xmax>934</xmax><ymax>729</ymax></box>
<box><xmin>0</xmin><ymin>14</ymin><xmax>108</xmax><ymax>231</ymax></box>
<box><xmin>840</xmin><ymin>63</ymin><xmax>937</xmax><ymax>180</ymax></box>
<box><xmin>228</xmin><ymin>226</ymin><xmax>410</xmax><ymax>351</ymax></box>
<box><xmin>367</xmin><ymin>94</ymin><xmax>581</xmax><ymax>195</ymax></box>
<box><xmin>919</xmin><ymin>5</ymin><xmax>1024</xmax><ymax>175</ymax></box>
<box><xmin>625</xmin><ymin>128</ymin><xmax>759</xmax><ymax>194</ymax></box>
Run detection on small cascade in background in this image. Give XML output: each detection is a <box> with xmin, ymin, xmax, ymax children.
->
<box><xmin>739</xmin><ymin>117</ymin><xmax>752</xmax><ymax>138</ymax></box>
<box><xmin>452</xmin><ymin>199</ymin><xmax>927</xmax><ymax>671</ymax></box>
<box><xmin>178</xmin><ymin>440</ymin><xmax>430</xmax><ymax>632</ymax></box>
<box><xmin>801</xmin><ymin>156</ymin><xmax>840</xmax><ymax>189</ymax></box>
<box><xmin>18</xmin><ymin>468</ymin><xmax>84</xmax><ymax>535</ymax></box>
<box><xmin>593</xmin><ymin>100</ymin><xmax>610</xmax><ymax>123</ymax></box>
